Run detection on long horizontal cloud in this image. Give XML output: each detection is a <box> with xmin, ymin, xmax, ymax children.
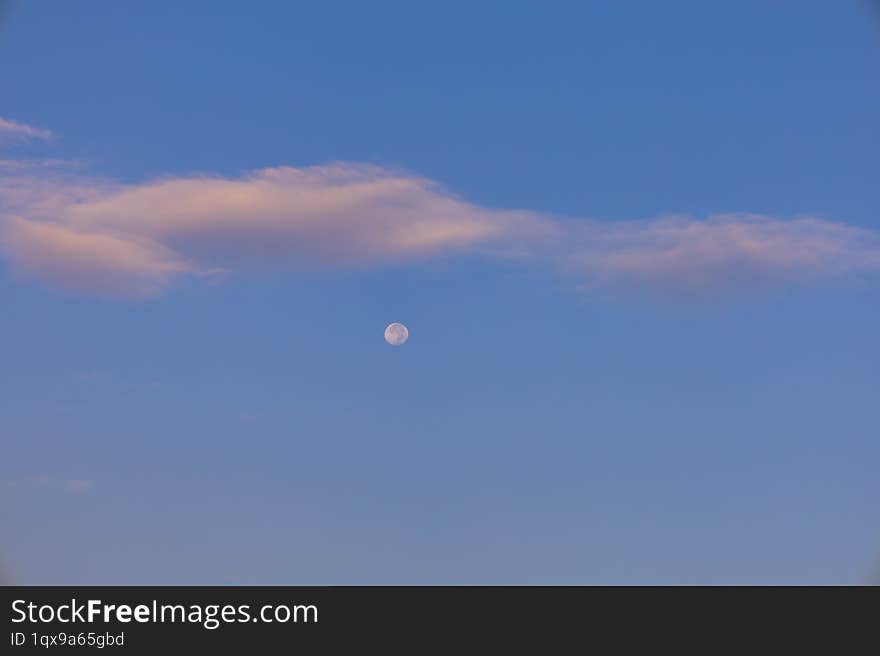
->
<box><xmin>0</xmin><ymin>159</ymin><xmax>878</xmax><ymax>299</ymax></box>
<box><xmin>0</xmin><ymin>163</ymin><xmax>539</xmax><ymax>297</ymax></box>
<box><xmin>0</xmin><ymin>117</ymin><xmax>52</xmax><ymax>141</ymax></box>
<box><xmin>553</xmin><ymin>213</ymin><xmax>880</xmax><ymax>298</ymax></box>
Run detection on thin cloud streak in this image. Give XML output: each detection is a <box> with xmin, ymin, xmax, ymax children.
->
<box><xmin>0</xmin><ymin>159</ymin><xmax>878</xmax><ymax>300</ymax></box>
<box><xmin>66</xmin><ymin>479</ymin><xmax>95</xmax><ymax>492</ymax></box>
<box><xmin>0</xmin><ymin>117</ymin><xmax>52</xmax><ymax>141</ymax></box>
<box><xmin>547</xmin><ymin>213</ymin><xmax>880</xmax><ymax>298</ymax></box>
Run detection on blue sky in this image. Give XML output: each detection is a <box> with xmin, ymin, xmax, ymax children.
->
<box><xmin>1</xmin><ymin>0</ymin><xmax>878</xmax><ymax>584</ymax></box>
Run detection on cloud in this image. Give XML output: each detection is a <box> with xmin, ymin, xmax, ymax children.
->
<box><xmin>0</xmin><ymin>163</ymin><xmax>535</xmax><ymax>298</ymax></box>
<box><xmin>0</xmin><ymin>155</ymin><xmax>878</xmax><ymax>300</ymax></box>
<box><xmin>0</xmin><ymin>117</ymin><xmax>52</xmax><ymax>141</ymax></box>
<box><xmin>2</xmin><ymin>217</ymin><xmax>193</xmax><ymax>298</ymax></box>
<box><xmin>62</xmin><ymin>164</ymin><xmax>517</xmax><ymax>264</ymax></box>
<box><xmin>66</xmin><ymin>479</ymin><xmax>94</xmax><ymax>492</ymax></box>
<box><xmin>549</xmin><ymin>213</ymin><xmax>880</xmax><ymax>298</ymax></box>
<box><xmin>0</xmin><ymin>158</ymin><xmax>80</xmax><ymax>171</ymax></box>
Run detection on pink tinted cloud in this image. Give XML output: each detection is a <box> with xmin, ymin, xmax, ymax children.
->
<box><xmin>0</xmin><ymin>157</ymin><xmax>878</xmax><ymax>300</ymax></box>
<box><xmin>0</xmin><ymin>163</ymin><xmax>523</xmax><ymax>297</ymax></box>
<box><xmin>0</xmin><ymin>117</ymin><xmax>52</xmax><ymax>141</ymax></box>
<box><xmin>1</xmin><ymin>217</ymin><xmax>192</xmax><ymax>298</ymax></box>
<box><xmin>63</xmin><ymin>165</ymin><xmax>515</xmax><ymax>264</ymax></box>
<box><xmin>555</xmin><ymin>214</ymin><xmax>880</xmax><ymax>297</ymax></box>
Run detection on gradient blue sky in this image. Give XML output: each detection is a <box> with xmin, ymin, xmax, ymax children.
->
<box><xmin>1</xmin><ymin>0</ymin><xmax>878</xmax><ymax>584</ymax></box>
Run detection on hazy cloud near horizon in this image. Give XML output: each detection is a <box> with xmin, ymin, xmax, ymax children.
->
<box><xmin>1</xmin><ymin>118</ymin><xmax>879</xmax><ymax>300</ymax></box>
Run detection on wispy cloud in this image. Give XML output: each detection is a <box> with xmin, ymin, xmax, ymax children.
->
<box><xmin>546</xmin><ymin>213</ymin><xmax>880</xmax><ymax>298</ymax></box>
<box><xmin>0</xmin><ymin>147</ymin><xmax>878</xmax><ymax>300</ymax></box>
<box><xmin>0</xmin><ymin>158</ymin><xmax>80</xmax><ymax>171</ymax></box>
<box><xmin>66</xmin><ymin>479</ymin><xmax>95</xmax><ymax>492</ymax></box>
<box><xmin>0</xmin><ymin>117</ymin><xmax>52</xmax><ymax>141</ymax></box>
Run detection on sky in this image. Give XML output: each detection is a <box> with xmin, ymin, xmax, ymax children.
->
<box><xmin>1</xmin><ymin>0</ymin><xmax>878</xmax><ymax>584</ymax></box>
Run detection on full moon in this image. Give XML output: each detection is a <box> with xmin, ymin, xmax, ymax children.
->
<box><xmin>384</xmin><ymin>322</ymin><xmax>409</xmax><ymax>346</ymax></box>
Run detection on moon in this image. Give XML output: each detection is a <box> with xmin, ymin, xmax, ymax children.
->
<box><xmin>384</xmin><ymin>322</ymin><xmax>409</xmax><ymax>346</ymax></box>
